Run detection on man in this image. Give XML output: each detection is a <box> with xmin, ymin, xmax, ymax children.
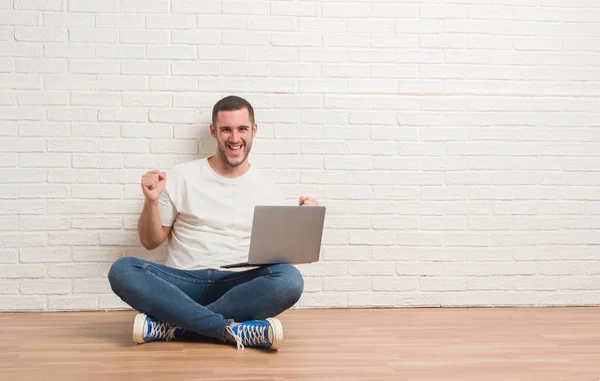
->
<box><xmin>108</xmin><ymin>95</ymin><xmax>319</xmax><ymax>351</ymax></box>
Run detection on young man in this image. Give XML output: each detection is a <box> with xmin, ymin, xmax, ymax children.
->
<box><xmin>108</xmin><ymin>96</ymin><xmax>319</xmax><ymax>351</ymax></box>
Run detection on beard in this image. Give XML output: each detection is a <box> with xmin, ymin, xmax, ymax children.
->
<box><xmin>217</xmin><ymin>140</ymin><xmax>252</xmax><ymax>168</ymax></box>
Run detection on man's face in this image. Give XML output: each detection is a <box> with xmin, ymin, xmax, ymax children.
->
<box><xmin>210</xmin><ymin>108</ymin><xmax>257</xmax><ymax>168</ymax></box>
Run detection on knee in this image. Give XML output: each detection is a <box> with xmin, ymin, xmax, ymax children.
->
<box><xmin>270</xmin><ymin>264</ymin><xmax>304</xmax><ymax>306</ymax></box>
<box><xmin>108</xmin><ymin>256</ymin><xmax>142</xmax><ymax>291</ymax></box>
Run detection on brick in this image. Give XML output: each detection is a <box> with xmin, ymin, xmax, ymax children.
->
<box><xmin>272</xmin><ymin>154</ymin><xmax>322</xmax><ymax>169</ymax></box>
<box><xmin>99</xmin><ymin>231</ymin><xmax>138</xmax><ymax>246</ymax></box>
<box><xmin>348</xmin><ymin>292</ymin><xmax>396</xmax><ymax>307</ymax></box>
<box><xmin>300</xmin><ymin>18</ymin><xmax>346</xmax><ymax>33</ymax></box>
<box><xmin>69</xmin><ymin>60</ymin><xmax>119</xmax><ymax>74</ymax></box>
<box><xmin>20</xmin><ymin>153</ymin><xmax>69</xmax><ymax>167</ymax></box>
<box><xmin>71</xmin><ymin>93</ymin><xmax>121</xmax><ymax>107</ymax></box>
<box><xmin>147</xmin><ymin>46</ymin><xmax>196</xmax><ymax>60</ymax></box>
<box><xmin>0</xmin><ymin>280</ymin><xmax>18</xmax><ymax>294</ymax></box>
<box><xmin>172</xmin><ymin>30</ymin><xmax>220</xmax><ymax>45</ymax></box>
<box><xmin>48</xmin><ymin>169</ymin><xmax>99</xmax><ymax>184</ymax></box>
<box><xmin>72</xmin><ymin>247</ymin><xmax>123</xmax><ymax>262</ymax></box>
<box><xmin>69</xmin><ymin>0</ymin><xmax>118</xmax><ymax>12</ymax></box>
<box><xmin>18</xmin><ymin>91</ymin><xmax>67</xmax><ymax>105</ymax></box>
<box><xmin>322</xmin><ymin>3</ymin><xmax>370</xmax><ymax>17</ymax></box>
<box><xmin>69</xmin><ymin>29</ymin><xmax>118</xmax><ymax>43</ymax></box>
<box><xmin>0</xmin><ymin>264</ymin><xmax>46</xmax><ymax>278</ymax></box>
<box><xmin>71</xmin><ymin>185</ymin><xmax>122</xmax><ymax>199</ymax></box>
<box><xmin>49</xmin><ymin>295</ymin><xmax>98</xmax><ymax>311</ymax></box>
<box><xmin>298</xmin><ymin>292</ymin><xmax>347</xmax><ymax>308</ymax></box>
<box><xmin>15</xmin><ymin>0</ymin><xmax>63</xmax><ymax>10</ymax></box>
<box><xmin>324</xmin><ymin>277</ymin><xmax>371</xmax><ymax>291</ymax></box>
<box><xmin>21</xmin><ymin>279</ymin><xmax>70</xmax><ymax>294</ymax></box>
<box><xmin>0</xmin><ymin>169</ymin><xmax>46</xmax><ymax>184</ymax></box>
<box><xmin>19</xmin><ymin>184</ymin><xmax>68</xmax><ymax>199</ymax></box>
<box><xmin>146</xmin><ymin>14</ymin><xmax>196</xmax><ymax>29</ymax></box>
<box><xmin>150</xmin><ymin>76</ymin><xmax>197</xmax><ymax>91</ymax></box>
<box><xmin>44</xmin><ymin>43</ymin><xmax>94</xmax><ymax>58</ymax></box>
<box><xmin>99</xmin><ymin>294</ymin><xmax>131</xmax><ymax>310</ymax></box>
<box><xmin>322</xmin><ymin>246</ymin><xmax>371</xmax><ymax>261</ymax></box>
<box><xmin>0</xmin><ymin>11</ymin><xmax>40</xmax><ymax>26</ymax></box>
<box><xmin>349</xmin><ymin>231</ymin><xmax>397</xmax><ymax>246</ymax></box>
<box><xmin>99</xmin><ymin>169</ymin><xmax>142</xmax><ymax>184</ymax></box>
<box><xmin>0</xmin><ymin>59</ymin><xmax>13</xmax><ymax>73</ymax></box>
<box><xmin>271</xmin><ymin>32</ymin><xmax>320</xmax><ymax>47</ymax></box>
<box><xmin>73</xmin><ymin>279</ymin><xmax>112</xmax><ymax>293</ymax></box>
<box><xmin>172</xmin><ymin>0</ymin><xmax>220</xmax><ymax>13</ymax></box>
<box><xmin>372</xmin><ymin>278</ymin><xmax>419</xmax><ymax>292</ymax></box>
<box><xmin>248</xmin><ymin>47</ymin><xmax>291</xmax><ymax>62</ymax></box>
<box><xmin>0</xmin><ymin>296</ymin><xmax>46</xmax><ymax>311</ymax></box>
<box><xmin>149</xmin><ymin>109</ymin><xmax>198</xmax><ymax>124</ymax></box>
<box><xmin>0</xmin><ymin>43</ymin><xmax>42</xmax><ymax>58</ymax></box>
<box><xmin>0</xmin><ymin>185</ymin><xmax>18</xmax><ymax>198</ymax></box>
<box><xmin>271</xmin><ymin>2</ymin><xmax>318</xmax><ymax>16</ymax></box>
<box><xmin>95</xmin><ymin>14</ymin><xmax>145</xmax><ymax>29</ymax></box>
<box><xmin>222</xmin><ymin>1</ymin><xmax>268</xmax><ymax>15</ymax></box>
<box><xmin>120</xmin><ymin>30</ymin><xmax>168</xmax><ymax>45</ymax></box>
<box><xmin>120</xmin><ymin>0</ymin><xmax>168</xmax><ymax>12</ymax></box>
<box><xmin>15</xmin><ymin>27</ymin><xmax>65</xmax><ymax>42</ymax></box>
<box><xmin>172</xmin><ymin>62</ymin><xmax>219</xmax><ymax>76</ymax></box>
<box><xmin>98</xmin><ymin>109</ymin><xmax>148</xmax><ymax>123</ymax></box>
<box><xmin>96</xmin><ymin>76</ymin><xmax>148</xmax><ymax>91</ymax></box>
<box><xmin>20</xmin><ymin>247</ymin><xmax>71</xmax><ymax>263</ymax></box>
<box><xmin>0</xmin><ymin>137</ymin><xmax>44</xmax><ymax>151</ymax></box>
<box><xmin>96</xmin><ymin>45</ymin><xmax>145</xmax><ymax>59</ymax></box>
<box><xmin>322</xmin><ymin>64</ymin><xmax>369</xmax><ymax>77</ymax></box>
<box><xmin>47</xmin><ymin>108</ymin><xmax>97</xmax><ymax>122</ymax></box>
<box><xmin>300</xmin><ymin>263</ymin><xmax>347</xmax><ymax>278</ymax></box>
<box><xmin>44</xmin><ymin>75</ymin><xmax>95</xmax><ymax>90</ymax></box>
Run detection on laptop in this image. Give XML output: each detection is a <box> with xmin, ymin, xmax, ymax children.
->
<box><xmin>221</xmin><ymin>205</ymin><xmax>326</xmax><ymax>269</ymax></box>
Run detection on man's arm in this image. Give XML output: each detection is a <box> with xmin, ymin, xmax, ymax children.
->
<box><xmin>138</xmin><ymin>169</ymin><xmax>171</xmax><ymax>250</ymax></box>
<box><xmin>138</xmin><ymin>199</ymin><xmax>171</xmax><ymax>250</ymax></box>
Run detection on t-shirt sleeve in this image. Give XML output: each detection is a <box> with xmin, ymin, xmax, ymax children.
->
<box><xmin>158</xmin><ymin>177</ymin><xmax>177</xmax><ymax>227</ymax></box>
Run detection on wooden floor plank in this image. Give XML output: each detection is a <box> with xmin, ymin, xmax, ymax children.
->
<box><xmin>0</xmin><ymin>308</ymin><xmax>599</xmax><ymax>381</ymax></box>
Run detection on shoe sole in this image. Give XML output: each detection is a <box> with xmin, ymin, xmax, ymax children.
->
<box><xmin>133</xmin><ymin>313</ymin><xmax>147</xmax><ymax>344</ymax></box>
<box><xmin>266</xmin><ymin>317</ymin><xmax>283</xmax><ymax>350</ymax></box>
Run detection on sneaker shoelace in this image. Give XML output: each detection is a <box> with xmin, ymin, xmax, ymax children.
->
<box><xmin>226</xmin><ymin>323</ymin><xmax>268</xmax><ymax>351</ymax></box>
<box><xmin>147</xmin><ymin>320</ymin><xmax>179</xmax><ymax>341</ymax></box>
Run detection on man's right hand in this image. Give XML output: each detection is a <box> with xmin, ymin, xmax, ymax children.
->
<box><xmin>141</xmin><ymin>169</ymin><xmax>166</xmax><ymax>202</ymax></box>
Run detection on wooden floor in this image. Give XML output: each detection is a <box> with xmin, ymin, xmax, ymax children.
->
<box><xmin>0</xmin><ymin>308</ymin><xmax>599</xmax><ymax>381</ymax></box>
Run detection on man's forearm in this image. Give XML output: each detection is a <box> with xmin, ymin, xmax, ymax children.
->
<box><xmin>138</xmin><ymin>200</ymin><xmax>165</xmax><ymax>250</ymax></box>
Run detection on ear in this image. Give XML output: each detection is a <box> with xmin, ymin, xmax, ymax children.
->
<box><xmin>252</xmin><ymin>123</ymin><xmax>258</xmax><ymax>138</ymax></box>
<box><xmin>209</xmin><ymin>124</ymin><xmax>217</xmax><ymax>139</ymax></box>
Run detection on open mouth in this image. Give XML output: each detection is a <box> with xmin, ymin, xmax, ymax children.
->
<box><xmin>227</xmin><ymin>143</ymin><xmax>243</xmax><ymax>155</ymax></box>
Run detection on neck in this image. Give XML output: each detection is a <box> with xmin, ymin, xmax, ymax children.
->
<box><xmin>207</xmin><ymin>155</ymin><xmax>250</xmax><ymax>178</ymax></box>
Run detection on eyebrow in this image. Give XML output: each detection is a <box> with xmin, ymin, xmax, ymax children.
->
<box><xmin>219</xmin><ymin>125</ymin><xmax>250</xmax><ymax>130</ymax></box>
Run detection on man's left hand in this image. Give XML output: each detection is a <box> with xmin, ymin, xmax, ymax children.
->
<box><xmin>299</xmin><ymin>196</ymin><xmax>319</xmax><ymax>206</ymax></box>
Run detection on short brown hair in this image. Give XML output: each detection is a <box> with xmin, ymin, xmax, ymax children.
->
<box><xmin>212</xmin><ymin>95</ymin><xmax>255</xmax><ymax>126</ymax></box>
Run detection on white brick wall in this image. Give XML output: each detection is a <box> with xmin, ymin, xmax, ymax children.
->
<box><xmin>1</xmin><ymin>0</ymin><xmax>599</xmax><ymax>312</ymax></box>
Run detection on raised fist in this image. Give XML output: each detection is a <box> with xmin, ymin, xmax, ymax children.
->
<box><xmin>141</xmin><ymin>169</ymin><xmax>166</xmax><ymax>202</ymax></box>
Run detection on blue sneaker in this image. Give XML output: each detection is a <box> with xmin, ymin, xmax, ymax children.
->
<box><xmin>133</xmin><ymin>313</ymin><xmax>185</xmax><ymax>344</ymax></box>
<box><xmin>226</xmin><ymin>317</ymin><xmax>283</xmax><ymax>351</ymax></box>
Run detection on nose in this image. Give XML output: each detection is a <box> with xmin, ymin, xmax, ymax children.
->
<box><xmin>230</xmin><ymin>129</ymin><xmax>239</xmax><ymax>142</ymax></box>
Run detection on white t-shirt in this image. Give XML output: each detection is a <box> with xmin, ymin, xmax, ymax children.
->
<box><xmin>158</xmin><ymin>158</ymin><xmax>287</xmax><ymax>270</ymax></box>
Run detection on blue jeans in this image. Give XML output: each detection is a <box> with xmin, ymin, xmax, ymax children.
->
<box><xmin>108</xmin><ymin>256</ymin><xmax>304</xmax><ymax>342</ymax></box>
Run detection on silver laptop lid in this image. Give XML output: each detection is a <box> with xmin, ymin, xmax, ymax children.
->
<box><xmin>248</xmin><ymin>205</ymin><xmax>326</xmax><ymax>265</ymax></box>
